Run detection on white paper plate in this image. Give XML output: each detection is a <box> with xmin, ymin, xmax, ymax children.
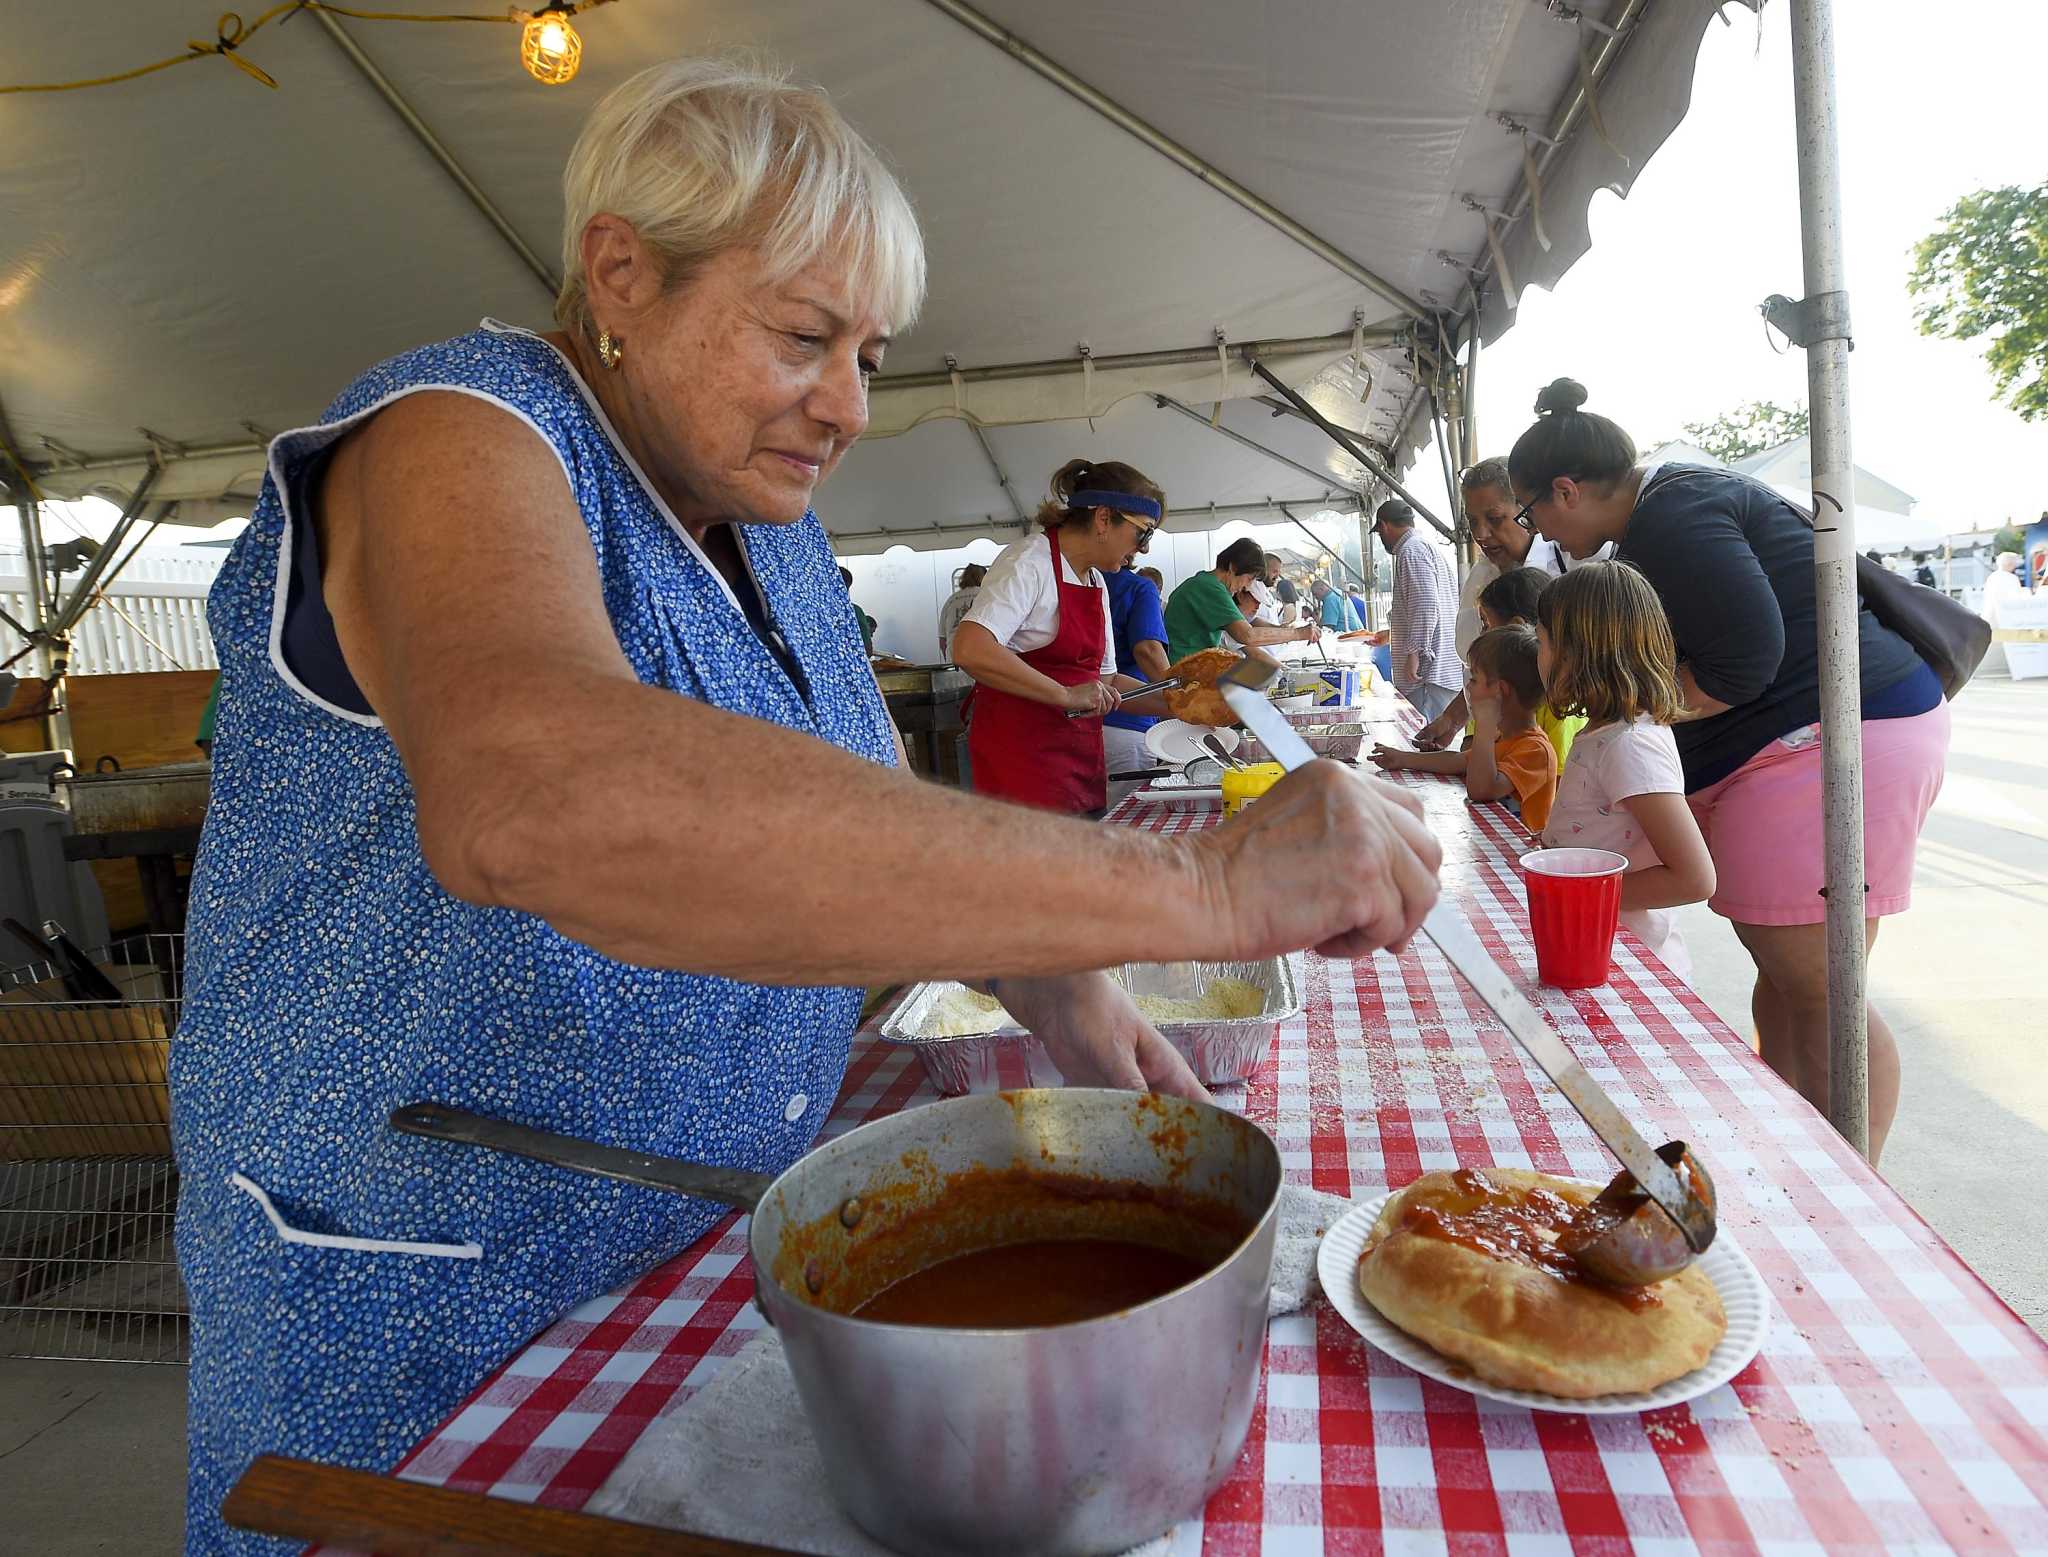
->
<box><xmin>1145</xmin><ymin>720</ymin><xmax>1239</xmax><ymax>766</ymax></box>
<box><xmin>1316</xmin><ymin>1183</ymin><xmax>1769</xmax><ymax>1415</ymax></box>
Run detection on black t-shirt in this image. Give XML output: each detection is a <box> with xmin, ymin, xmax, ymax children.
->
<box><xmin>1617</xmin><ymin>465</ymin><xmax>1929</xmax><ymax>791</ymax></box>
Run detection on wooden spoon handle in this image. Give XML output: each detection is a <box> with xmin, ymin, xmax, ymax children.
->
<box><xmin>222</xmin><ymin>1455</ymin><xmax>817</xmax><ymax>1557</ymax></box>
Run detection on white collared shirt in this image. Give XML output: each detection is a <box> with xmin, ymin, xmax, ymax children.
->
<box><xmin>957</xmin><ymin>533</ymin><xmax>1118</xmax><ymax>675</ymax></box>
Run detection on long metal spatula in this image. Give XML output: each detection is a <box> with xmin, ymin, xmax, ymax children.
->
<box><xmin>1217</xmin><ymin>657</ymin><xmax>1716</xmax><ymax>1282</ymax></box>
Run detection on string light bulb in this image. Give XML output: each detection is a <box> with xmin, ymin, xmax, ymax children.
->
<box><xmin>520</xmin><ymin>5</ymin><xmax>582</xmax><ymax>85</ymax></box>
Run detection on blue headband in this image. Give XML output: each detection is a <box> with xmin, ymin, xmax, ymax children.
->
<box><xmin>1068</xmin><ymin>489</ymin><xmax>1162</xmax><ymax>523</ymax></box>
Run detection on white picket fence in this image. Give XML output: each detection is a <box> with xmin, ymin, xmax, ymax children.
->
<box><xmin>0</xmin><ymin>546</ymin><xmax>225</xmax><ymax>675</ymax></box>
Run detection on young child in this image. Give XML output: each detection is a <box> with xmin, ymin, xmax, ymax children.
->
<box><xmin>1475</xmin><ymin>565</ymin><xmax>1549</xmax><ymax>628</ymax></box>
<box><xmin>1371</xmin><ymin>624</ymin><xmax>1557</xmax><ymax>832</ymax></box>
<box><xmin>1534</xmin><ymin>561</ymin><xmax>1716</xmax><ymax>977</ymax></box>
<box><xmin>1475</xmin><ymin>567</ymin><xmax>1586</xmax><ymax>768</ymax></box>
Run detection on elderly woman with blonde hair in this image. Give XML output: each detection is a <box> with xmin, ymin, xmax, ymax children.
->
<box><xmin>173</xmin><ymin>58</ymin><xmax>1441</xmax><ymax>1550</ymax></box>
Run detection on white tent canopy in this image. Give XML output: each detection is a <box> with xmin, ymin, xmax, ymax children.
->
<box><xmin>3</xmin><ymin>0</ymin><xmax>1741</xmax><ymax>545</ymax></box>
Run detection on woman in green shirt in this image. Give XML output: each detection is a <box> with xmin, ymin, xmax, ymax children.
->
<box><xmin>1163</xmin><ymin>538</ymin><xmax>1319</xmax><ymax>664</ymax></box>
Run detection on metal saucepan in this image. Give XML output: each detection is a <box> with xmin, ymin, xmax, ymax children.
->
<box><xmin>392</xmin><ymin>1090</ymin><xmax>1283</xmax><ymax>1557</ymax></box>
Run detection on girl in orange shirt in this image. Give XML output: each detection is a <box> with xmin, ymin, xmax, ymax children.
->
<box><xmin>1370</xmin><ymin>624</ymin><xmax>1557</xmax><ymax>831</ymax></box>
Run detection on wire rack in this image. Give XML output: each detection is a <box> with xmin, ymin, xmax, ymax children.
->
<box><xmin>0</xmin><ymin>932</ymin><xmax>188</xmax><ymax>1363</ymax></box>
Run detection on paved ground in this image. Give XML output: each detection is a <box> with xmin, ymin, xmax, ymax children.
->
<box><xmin>4</xmin><ymin>673</ymin><xmax>2043</xmax><ymax>1552</ymax></box>
<box><xmin>1673</xmin><ymin>670</ymin><xmax>2048</xmax><ymax>1338</ymax></box>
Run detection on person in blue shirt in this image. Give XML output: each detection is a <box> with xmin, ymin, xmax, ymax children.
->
<box><xmin>1312</xmin><ymin>578</ymin><xmax>1363</xmax><ymax>632</ymax></box>
<box><xmin>1102</xmin><ymin>563</ymin><xmax>1171</xmax><ymax>797</ymax></box>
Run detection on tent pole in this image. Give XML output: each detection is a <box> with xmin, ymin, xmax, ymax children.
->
<box><xmin>48</xmin><ymin>466</ymin><xmax>161</xmax><ymax>636</ymax></box>
<box><xmin>878</xmin><ymin>328</ymin><xmax>1403</xmax><ymax>395</ymax></box>
<box><xmin>0</xmin><ymin>393</ymin><xmax>67</xmax><ymax>749</ymax></box>
<box><xmin>919</xmin><ymin>0</ymin><xmax>1429</xmax><ymax>324</ymax></box>
<box><xmin>1275</xmin><ymin>503</ymin><xmax>1371</xmax><ymax>592</ymax></box>
<box><xmin>1360</xmin><ymin>518</ymin><xmax>1377</xmax><ymax>632</ymax></box>
<box><xmin>1462</xmin><ymin>310</ymin><xmax>1482</xmax><ymax>573</ymax></box>
<box><xmin>1431</xmin><ymin>396</ymin><xmax>1465</xmax><ymax>571</ymax></box>
<box><xmin>1787</xmin><ymin>0</ymin><xmax>1869</xmax><ymax>1156</ymax></box>
<box><xmin>1463</xmin><ymin>314</ymin><xmax>1481</xmax><ymax>472</ymax></box>
<box><xmin>309</xmin><ymin>9</ymin><xmax>559</xmax><ymax>299</ymax></box>
<box><xmin>963</xmin><ymin>423</ymin><xmax>1028</xmax><ymax>524</ymax></box>
<box><xmin>830</xmin><ymin>496</ymin><xmax>1354</xmax><ymax>550</ymax></box>
<box><xmin>1152</xmin><ymin>395</ymin><xmax>1359</xmax><ymax>493</ymax></box>
<box><xmin>1245</xmin><ymin>358</ymin><xmax>1456</xmax><ymax>543</ymax></box>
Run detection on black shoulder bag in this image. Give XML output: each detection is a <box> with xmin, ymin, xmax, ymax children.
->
<box><xmin>1848</xmin><ymin>546</ymin><xmax>1989</xmax><ymax>701</ymax></box>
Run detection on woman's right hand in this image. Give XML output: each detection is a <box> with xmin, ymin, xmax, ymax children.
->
<box><xmin>1063</xmin><ymin>679</ymin><xmax>1120</xmax><ymax>716</ymax></box>
<box><xmin>1190</xmin><ymin>762</ymin><xmax>1440</xmax><ymax>960</ymax></box>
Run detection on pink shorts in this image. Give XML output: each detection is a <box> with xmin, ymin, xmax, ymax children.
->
<box><xmin>1686</xmin><ymin>702</ymin><xmax>1950</xmax><ymax>926</ymax></box>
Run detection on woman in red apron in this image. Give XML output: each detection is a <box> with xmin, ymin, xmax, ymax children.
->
<box><xmin>951</xmin><ymin>459</ymin><xmax>1168</xmax><ymax>816</ymax></box>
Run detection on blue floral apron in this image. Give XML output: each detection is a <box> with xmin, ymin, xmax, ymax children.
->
<box><xmin>173</xmin><ymin>323</ymin><xmax>897</xmax><ymax>1554</ymax></box>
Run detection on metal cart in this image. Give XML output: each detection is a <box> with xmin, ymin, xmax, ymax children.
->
<box><xmin>0</xmin><ymin>933</ymin><xmax>187</xmax><ymax>1363</ymax></box>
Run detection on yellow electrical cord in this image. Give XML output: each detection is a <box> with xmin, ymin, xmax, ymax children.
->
<box><xmin>1</xmin><ymin>0</ymin><xmax>616</xmax><ymax>95</ymax></box>
<box><xmin>0</xmin><ymin>427</ymin><xmax>49</xmax><ymax>504</ymax></box>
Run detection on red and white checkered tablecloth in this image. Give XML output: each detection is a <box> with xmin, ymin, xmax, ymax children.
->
<box><xmin>386</xmin><ymin>709</ymin><xmax>2048</xmax><ymax>1553</ymax></box>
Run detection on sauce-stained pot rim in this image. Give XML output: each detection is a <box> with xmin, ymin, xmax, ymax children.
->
<box><xmin>748</xmin><ymin>1088</ymin><xmax>1285</xmax><ymax>1337</ymax></box>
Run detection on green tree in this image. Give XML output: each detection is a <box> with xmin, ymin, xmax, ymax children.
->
<box><xmin>1907</xmin><ymin>181</ymin><xmax>2048</xmax><ymax>422</ymax></box>
<box><xmin>1993</xmin><ymin>524</ymin><xmax>2025</xmax><ymax>557</ymax></box>
<box><xmin>1678</xmin><ymin>400</ymin><xmax>1810</xmax><ymax>463</ymax></box>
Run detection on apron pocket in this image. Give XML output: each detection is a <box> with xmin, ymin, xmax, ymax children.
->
<box><xmin>229</xmin><ymin>1172</ymin><xmax>483</xmax><ymax>1260</ymax></box>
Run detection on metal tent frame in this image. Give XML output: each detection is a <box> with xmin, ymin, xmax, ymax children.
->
<box><xmin>0</xmin><ymin>0</ymin><xmax>1878</xmax><ymax>1148</ymax></box>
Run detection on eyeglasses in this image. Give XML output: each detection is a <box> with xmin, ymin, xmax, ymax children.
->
<box><xmin>1124</xmin><ymin>516</ymin><xmax>1159</xmax><ymax>552</ymax></box>
<box><xmin>1509</xmin><ymin>476</ymin><xmax>1578</xmax><ymax>534</ymax></box>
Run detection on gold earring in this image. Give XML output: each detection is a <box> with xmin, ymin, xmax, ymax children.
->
<box><xmin>596</xmin><ymin>329</ymin><xmax>623</xmax><ymax>370</ymax></box>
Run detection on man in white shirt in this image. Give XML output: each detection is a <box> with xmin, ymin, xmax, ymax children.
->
<box><xmin>1372</xmin><ymin>500</ymin><xmax>1462</xmax><ymax>722</ymax></box>
<box><xmin>1265</xmin><ymin>556</ymin><xmax>1301</xmax><ymax>621</ymax></box>
<box><xmin>938</xmin><ymin>563</ymin><xmax>987</xmax><ymax>656</ymax></box>
<box><xmin>1247</xmin><ymin>556</ymin><xmax>1300</xmax><ymax>626</ymax></box>
<box><xmin>1983</xmin><ymin>551</ymin><xmax>2024</xmax><ymax>625</ymax></box>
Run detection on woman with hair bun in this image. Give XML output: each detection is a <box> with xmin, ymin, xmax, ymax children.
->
<box><xmin>1506</xmin><ymin>378</ymin><xmax>1949</xmax><ymax>1160</ymax></box>
<box><xmin>951</xmin><ymin>458</ymin><xmax>1170</xmax><ymax>815</ymax></box>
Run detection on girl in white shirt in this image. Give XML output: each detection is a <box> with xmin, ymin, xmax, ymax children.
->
<box><xmin>1535</xmin><ymin>562</ymin><xmax>1716</xmax><ymax>978</ymax></box>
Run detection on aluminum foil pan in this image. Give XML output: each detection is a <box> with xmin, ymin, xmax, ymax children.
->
<box><xmin>878</xmin><ymin>956</ymin><xmax>1300</xmax><ymax>1096</ymax></box>
<box><xmin>1240</xmin><ymin>722</ymin><xmax>1366</xmax><ymax>763</ymax></box>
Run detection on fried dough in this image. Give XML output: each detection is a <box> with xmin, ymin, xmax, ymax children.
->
<box><xmin>1163</xmin><ymin>647</ymin><xmax>1242</xmax><ymax>727</ymax></box>
<box><xmin>1357</xmin><ymin>1169</ymin><xmax>1726</xmax><ymax>1398</ymax></box>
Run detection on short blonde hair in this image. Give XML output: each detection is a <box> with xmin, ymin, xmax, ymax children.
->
<box><xmin>555</xmin><ymin>56</ymin><xmax>925</xmax><ymax>338</ymax></box>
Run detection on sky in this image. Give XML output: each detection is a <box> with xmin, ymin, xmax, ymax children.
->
<box><xmin>1424</xmin><ymin>0</ymin><xmax>2048</xmax><ymax>535</ymax></box>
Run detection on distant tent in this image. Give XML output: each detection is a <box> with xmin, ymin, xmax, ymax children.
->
<box><xmin>1728</xmin><ymin>436</ymin><xmax>1943</xmax><ymax>553</ymax></box>
<box><xmin>1641</xmin><ymin>436</ymin><xmax>1943</xmax><ymax>554</ymax></box>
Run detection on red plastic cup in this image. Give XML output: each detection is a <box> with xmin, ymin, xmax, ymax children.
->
<box><xmin>1520</xmin><ymin>848</ymin><xmax>1628</xmax><ymax>989</ymax></box>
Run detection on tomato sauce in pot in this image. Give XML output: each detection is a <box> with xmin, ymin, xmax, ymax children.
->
<box><xmin>854</xmin><ymin>1238</ymin><xmax>1210</xmax><ymax>1327</ymax></box>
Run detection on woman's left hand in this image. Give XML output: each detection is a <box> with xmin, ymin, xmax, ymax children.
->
<box><xmin>993</xmin><ymin>972</ymin><xmax>1209</xmax><ymax>1102</ymax></box>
